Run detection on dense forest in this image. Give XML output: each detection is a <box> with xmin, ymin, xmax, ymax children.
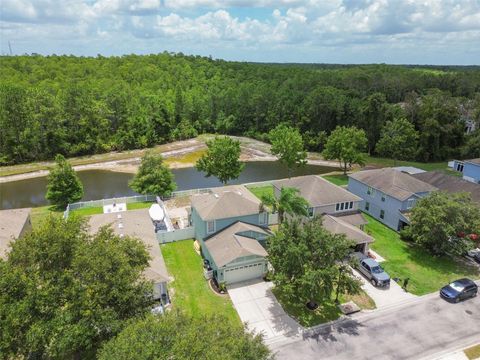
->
<box><xmin>1</xmin><ymin>52</ymin><xmax>479</xmax><ymax>165</ymax></box>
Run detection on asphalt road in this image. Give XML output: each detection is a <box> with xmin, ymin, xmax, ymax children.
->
<box><xmin>271</xmin><ymin>293</ymin><xmax>480</xmax><ymax>360</ymax></box>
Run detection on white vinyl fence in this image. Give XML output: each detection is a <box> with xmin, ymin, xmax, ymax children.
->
<box><xmin>157</xmin><ymin>227</ymin><xmax>195</xmax><ymax>243</ymax></box>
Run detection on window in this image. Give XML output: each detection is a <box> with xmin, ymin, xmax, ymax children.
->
<box><xmin>207</xmin><ymin>220</ymin><xmax>215</xmax><ymax>234</ymax></box>
<box><xmin>259</xmin><ymin>212</ymin><xmax>267</xmax><ymax>225</ymax></box>
<box><xmin>380</xmin><ymin>210</ymin><xmax>385</xmax><ymax>219</ymax></box>
<box><xmin>365</xmin><ymin>202</ymin><xmax>370</xmax><ymax>211</ymax></box>
<box><xmin>340</xmin><ymin>203</ymin><xmax>344</xmax><ymax>211</ymax></box>
<box><xmin>349</xmin><ymin>201</ymin><xmax>354</xmax><ymax>209</ymax></box>
<box><xmin>381</xmin><ymin>194</ymin><xmax>386</xmax><ymax>202</ymax></box>
<box><xmin>407</xmin><ymin>198</ymin><xmax>416</xmax><ymax>209</ymax></box>
<box><xmin>336</xmin><ymin>203</ymin><xmax>340</xmax><ymax>211</ymax></box>
<box><xmin>308</xmin><ymin>207</ymin><xmax>314</xmax><ymax>218</ymax></box>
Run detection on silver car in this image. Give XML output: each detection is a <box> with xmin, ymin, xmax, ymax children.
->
<box><xmin>357</xmin><ymin>258</ymin><xmax>390</xmax><ymax>287</ymax></box>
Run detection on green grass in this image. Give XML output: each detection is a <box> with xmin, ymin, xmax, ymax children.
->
<box><xmin>162</xmin><ymin>240</ymin><xmax>240</xmax><ymax>326</ymax></box>
<box><xmin>365</xmin><ymin>156</ymin><xmax>449</xmax><ymax>172</ymax></box>
<box><xmin>30</xmin><ymin>206</ymin><xmax>63</xmax><ymax>228</ymax></box>
<box><xmin>364</xmin><ymin>214</ymin><xmax>479</xmax><ymax>295</ymax></box>
<box><xmin>464</xmin><ymin>344</ymin><xmax>480</xmax><ymax>360</ymax></box>
<box><xmin>126</xmin><ymin>201</ymin><xmax>154</xmax><ymax>210</ymax></box>
<box><xmin>272</xmin><ymin>287</ymin><xmax>375</xmax><ymax>327</ymax></box>
<box><xmin>247</xmin><ymin>185</ymin><xmax>274</xmax><ymax>200</ymax></box>
<box><xmin>71</xmin><ymin>206</ymin><xmax>103</xmax><ymax>216</ymax></box>
<box><xmin>322</xmin><ymin>174</ymin><xmax>349</xmax><ymax>186</ymax></box>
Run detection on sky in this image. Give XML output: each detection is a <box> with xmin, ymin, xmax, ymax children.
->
<box><xmin>1</xmin><ymin>0</ymin><xmax>480</xmax><ymax>64</ymax></box>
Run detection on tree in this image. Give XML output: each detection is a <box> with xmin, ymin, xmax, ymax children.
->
<box><xmin>376</xmin><ymin>117</ymin><xmax>419</xmax><ymax>165</ymax></box>
<box><xmin>195</xmin><ymin>136</ymin><xmax>244</xmax><ymax>184</ymax></box>
<box><xmin>98</xmin><ymin>312</ymin><xmax>271</xmax><ymax>360</ymax></box>
<box><xmin>260</xmin><ymin>187</ymin><xmax>309</xmax><ymax>224</ymax></box>
<box><xmin>401</xmin><ymin>192</ymin><xmax>480</xmax><ymax>256</ymax></box>
<box><xmin>462</xmin><ymin>130</ymin><xmax>480</xmax><ymax>159</ymax></box>
<box><xmin>46</xmin><ymin>154</ymin><xmax>84</xmax><ymax>208</ymax></box>
<box><xmin>269</xmin><ymin>124</ymin><xmax>307</xmax><ymax>177</ymax></box>
<box><xmin>267</xmin><ymin>217</ymin><xmax>361</xmax><ymax>308</ymax></box>
<box><xmin>130</xmin><ymin>151</ymin><xmax>176</xmax><ymax>197</ymax></box>
<box><xmin>0</xmin><ymin>216</ymin><xmax>154</xmax><ymax>359</ymax></box>
<box><xmin>360</xmin><ymin>93</ymin><xmax>388</xmax><ymax>154</ymax></box>
<box><xmin>322</xmin><ymin>126</ymin><xmax>368</xmax><ymax>174</ymax></box>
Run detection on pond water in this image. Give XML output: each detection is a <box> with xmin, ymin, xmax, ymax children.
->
<box><xmin>0</xmin><ymin>161</ymin><xmax>335</xmax><ymax>209</ymax></box>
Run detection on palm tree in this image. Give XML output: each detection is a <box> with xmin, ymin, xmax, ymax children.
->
<box><xmin>261</xmin><ymin>187</ymin><xmax>309</xmax><ymax>224</ymax></box>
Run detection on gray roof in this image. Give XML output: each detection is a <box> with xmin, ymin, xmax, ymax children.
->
<box><xmin>322</xmin><ymin>215</ymin><xmax>374</xmax><ymax>245</ymax></box>
<box><xmin>349</xmin><ymin>168</ymin><xmax>437</xmax><ymax>201</ymax></box>
<box><xmin>273</xmin><ymin>175</ymin><xmax>361</xmax><ymax>207</ymax></box>
<box><xmin>0</xmin><ymin>208</ymin><xmax>31</xmax><ymax>260</ymax></box>
<box><xmin>466</xmin><ymin>158</ymin><xmax>480</xmax><ymax>165</ymax></box>
<box><xmin>88</xmin><ymin>209</ymin><xmax>169</xmax><ymax>283</ymax></box>
<box><xmin>412</xmin><ymin>171</ymin><xmax>480</xmax><ymax>205</ymax></box>
<box><xmin>191</xmin><ymin>185</ymin><xmax>261</xmax><ymax>221</ymax></box>
<box><xmin>204</xmin><ymin>222</ymin><xmax>269</xmax><ymax>267</ymax></box>
<box><xmin>334</xmin><ymin>211</ymin><xmax>368</xmax><ymax>226</ymax></box>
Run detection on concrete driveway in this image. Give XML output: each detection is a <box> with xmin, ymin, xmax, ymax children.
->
<box><xmin>272</xmin><ymin>291</ymin><xmax>480</xmax><ymax>360</ymax></box>
<box><xmin>227</xmin><ymin>279</ymin><xmax>302</xmax><ymax>341</ymax></box>
<box><xmin>353</xmin><ymin>269</ymin><xmax>417</xmax><ymax>308</ymax></box>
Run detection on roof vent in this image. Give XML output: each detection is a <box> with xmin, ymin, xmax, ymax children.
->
<box><xmin>213</xmin><ymin>193</ymin><xmax>219</xmax><ymax>198</ymax></box>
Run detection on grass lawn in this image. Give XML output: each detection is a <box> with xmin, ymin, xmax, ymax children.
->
<box><xmin>30</xmin><ymin>206</ymin><xmax>63</xmax><ymax>228</ymax></box>
<box><xmin>272</xmin><ymin>287</ymin><xmax>375</xmax><ymax>327</ymax></box>
<box><xmin>464</xmin><ymin>344</ymin><xmax>480</xmax><ymax>360</ymax></box>
<box><xmin>126</xmin><ymin>201</ymin><xmax>154</xmax><ymax>210</ymax></box>
<box><xmin>161</xmin><ymin>240</ymin><xmax>240</xmax><ymax>326</ymax></box>
<box><xmin>365</xmin><ymin>156</ymin><xmax>449</xmax><ymax>172</ymax></box>
<box><xmin>247</xmin><ymin>185</ymin><xmax>274</xmax><ymax>200</ymax></box>
<box><xmin>322</xmin><ymin>174</ymin><xmax>349</xmax><ymax>186</ymax></box>
<box><xmin>71</xmin><ymin>206</ymin><xmax>103</xmax><ymax>216</ymax></box>
<box><xmin>364</xmin><ymin>214</ymin><xmax>479</xmax><ymax>295</ymax></box>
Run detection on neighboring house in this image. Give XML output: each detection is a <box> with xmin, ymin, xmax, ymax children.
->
<box><xmin>348</xmin><ymin>168</ymin><xmax>437</xmax><ymax>231</ymax></box>
<box><xmin>450</xmin><ymin>159</ymin><xmax>480</xmax><ymax>184</ymax></box>
<box><xmin>273</xmin><ymin>175</ymin><xmax>372</xmax><ymax>253</ymax></box>
<box><xmin>203</xmin><ymin>222</ymin><xmax>270</xmax><ymax>284</ymax></box>
<box><xmin>190</xmin><ymin>185</ymin><xmax>270</xmax><ymax>285</ymax></box>
<box><xmin>412</xmin><ymin>171</ymin><xmax>480</xmax><ymax>206</ymax></box>
<box><xmin>88</xmin><ymin>208</ymin><xmax>169</xmax><ymax>300</ymax></box>
<box><xmin>0</xmin><ymin>208</ymin><xmax>32</xmax><ymax>260</ymax></box>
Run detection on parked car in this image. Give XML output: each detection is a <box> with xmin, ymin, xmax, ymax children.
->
<box><xmin>440</xmin><ymin>278</ymin><xmax>478</xmax><ymax>303</ymax></box>
<box><xmin>356</xmin><ymin>257</ymin><xmax>390</xmax><ymax>287</ymax></box>
<box><xmin>467</xmin><ymin>248</ymin><xmax>480</xmax><ymax>263</ymax></box>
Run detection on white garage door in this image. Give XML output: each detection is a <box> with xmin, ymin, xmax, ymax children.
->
<box><xmin>224</xmin><ymin>262</ymin><xmax>265</xmax><ymax>284</ymax></box>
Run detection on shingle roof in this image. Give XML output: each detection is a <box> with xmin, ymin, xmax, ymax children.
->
<box><xmin>412</xmin><ymin>171</ymin><xmax>480</xmax><ymax>205</ymax></box>
<box><xmin>0</xmin><ymin>208</ymin><xmax>31</xmax><ymax>260</ymax></box>
<box><xmin>273</xmin><ymin>175</ymin><xmax>361</xmax><ymax>207</ymax></box>
<box><xmin>333</xmin><ymin>211</ymin><xmax>368</xmax><ymax>226</ymax></box>
<box><xmin>88</xmin><ymin>209</ymin><xmax>169</xmax><ymax>283</ymax></box>
<box><xmin>322</xmin><ymin>215</ymin><xmax>374</xmax><ymax>245</ymax></box>
<box><xmin>349</xmin><ymin>168</ymin><xmax>437</xmax><ymax>201</ymax></box>
<box><xmin>466</xmin><ymin>158</ymin><xmax>480</xmax><ymax>165</ymax></box>
<box><xmin>191</xmin><ymin>185</ymin><xmax>261</xmax><ymax>221</ymax></box>
<box><xmin>204</xmin><ymin>222</ymin><xmax>269</xmax><ymax>267</ymax></box>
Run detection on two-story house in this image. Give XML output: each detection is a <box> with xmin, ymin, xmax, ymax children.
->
<box><xmin>450</xmin><ymin>159</ymin><xmax>480</xmax><ymax>184</ymax></box>
<box><xmin>190</xmin><ymin>185</ymin><xmax>270</xmax><ymax>285</ymax></box>
<box><xmin>348</xmin><ymin>168</ymin><xmax>437</xmax><ymax>231</ymax></box>
<box><xmin>273</xmin><ymin>175</ymin><xmax>374</xmax><ymax>254</ymax></box>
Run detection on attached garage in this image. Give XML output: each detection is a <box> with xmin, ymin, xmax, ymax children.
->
<box><xmin>203</xmin><ymin>222</ymin><xmax>270</xmax><ymax>285</ymax></box>
<box><xmin>224</xmin><ymin>262</ymin><xmax>266</xmax><ymax>284</ymax></box>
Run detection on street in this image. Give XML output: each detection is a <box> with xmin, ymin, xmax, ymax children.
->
<box><xmin>271</xmin><ymin>293</ymin><xmax>480</xmax><ymax>360</ymax></box>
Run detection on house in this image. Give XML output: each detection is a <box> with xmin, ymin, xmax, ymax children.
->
<box><xmin>0</xmin><ymin>208</ymin><xmax>32</xmax><ymax>260</ymax></box>
<box><xmin>88</xmin><ymin>208</ymin><xmax>169</xmax><ymax>300</ymax></box>
<box><xmin>273</xmin><ymin>175</ymin><xmax>372</xmax><ymax>253</ymax></box>
<box><xmin>348</xmin><ymin>168</ymin><xmax>437</xmax><ymax>231</ymax></box>
<box><xmin>190</xmin><ymin>185</ymin><xmax>270</xmax><ymax>284</ymax></box>
<box><xmin>450</xmin><ymin>159</ymin><xmax>480</xmax><ymax>184</ymax></box>
<box><xmin>411</xmin><ymin>171</ymin><xmax>480</xmax><ymax>206</ymax></box>
<box><xmin>202</xmin><ymin>222</ymin><xmax>270</xmax><ymax>284</ymax></box>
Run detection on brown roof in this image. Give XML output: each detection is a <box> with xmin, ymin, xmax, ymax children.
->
<box><xmin>0</xmin><ymin>208</ymin><xmax>32</xmax><ymax>260</ymax></box>
<box><xmin>204</xmin><ymin>222</ymin><xmax>269</xmax><ymax>267</ymax></box>
<box><xmin>349</xmin><ymin>168</ymin><xmax>437</xmax><ymax>201</ymax></box>
<box><xmin>322</xmin><ymin>215</ymin><xmax>374</xmax><ymax>245</ymax></box>
<box><xmin>412</xmin><ymin>171</ymin><xmax>480</xmax><ymax>204</ymax></box>
<box><xmin>88</xmin><ymin>209</ymin><xmax>169</xmax><ymax>283</ymax></box>
<box><xmin>273</xmin><ymin>175</ymin><xmax>361</xmax><ymax>207</ymax></box>
<box><xmin>334</xmin><ymin>212</ymin><xmax>369</xmax><ymax>226</ymax></box>
<box><xmin>191</xmin><ymin>185</ymin><xmax>261</xmax><ymax>221</ymax></box>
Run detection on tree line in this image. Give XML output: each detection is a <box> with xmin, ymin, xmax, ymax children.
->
<box><xmin>2</xmin><ymin>53</ymin><xmax>479</xmax><ymax>166</ymax></box>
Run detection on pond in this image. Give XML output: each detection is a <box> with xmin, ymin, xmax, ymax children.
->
<box><xmin>0</xmin><ymin>161</ymin><xmax>336</xmax><ymax>209</ymax></box>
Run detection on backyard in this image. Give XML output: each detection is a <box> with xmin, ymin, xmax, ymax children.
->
<box><xmin>161</xmin><ymin>240</ymin><xmax>241</xmax><ymax>326</ymax></box>
<box><xmin>364</xmin><ymin>214</ymin><xmax>480</xmax><ymax>295</ymax></box>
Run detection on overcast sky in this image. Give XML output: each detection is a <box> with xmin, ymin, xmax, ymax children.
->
<box><xmin>1</xmin><ymin>0</ymin><xmax>479</xmax><ymax>64</ymax></box>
